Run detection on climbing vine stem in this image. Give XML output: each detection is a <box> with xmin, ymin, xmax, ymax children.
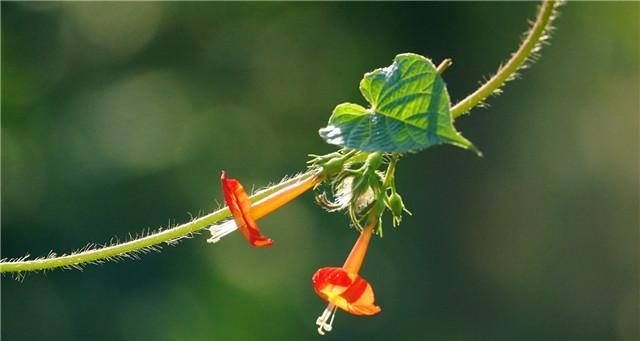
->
<box><xmin>451</xmin><ymin>0</ymin><xmax>558</xmax><ymax>119</ymax></box>
<box><xmin>0</xmin><ymin>172</ymin><xmax>317</xmax><ymax>274</ymax></box>
<box><xmin>0</xmin><ymin>0</ymin><xmax>559</xmax><ymax>275</ymax></box>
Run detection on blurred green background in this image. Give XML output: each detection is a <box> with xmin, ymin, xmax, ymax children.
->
<box><xmin>2</xmin><ymin>2</ymin><xmax>638</xmax><ymax>341</ymax></box>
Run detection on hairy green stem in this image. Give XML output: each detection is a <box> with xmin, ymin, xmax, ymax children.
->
<box><xmin>451</xmin><ymin>0</ymin><xmax>558</xmax><ymax>118</ymax></box>
<box><xmin>0</xmin><ymin>172</ymin><xmax>316</xmax><ymax>273</ymax></box>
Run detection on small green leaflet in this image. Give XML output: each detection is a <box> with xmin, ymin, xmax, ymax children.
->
<box><xmin>319</xmin><ymin>53</ymin><xmax>480</xmax><ymax>155</ymax></box>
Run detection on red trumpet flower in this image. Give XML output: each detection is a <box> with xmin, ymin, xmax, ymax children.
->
<box><xmin>220</xmin><ymin>171</ymin><xmax>273</xmax><ymax>246</ymax></box>
<box><xmin>209</xmin><ymin>171</ymin><xmax>319</xmax><ymax>246</ymax></box>
<box><xmin>312</xmin><ymin>222</ymin><xmax>381</xmax><ymax>335</ymax></box>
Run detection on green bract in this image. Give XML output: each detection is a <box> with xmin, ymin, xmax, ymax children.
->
<box><xmin>319</xmin><ymin>53</ymin><xmax>480</xmax><ymax>155</ymax></box>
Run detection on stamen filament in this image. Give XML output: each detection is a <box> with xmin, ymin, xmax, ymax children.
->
<box><xmin>316</xmin><ymin>303</ymin><xmax>337</xmax><ymax>335</ymax></box>
<box><xmin>207</xmin><ymin>220</ymin><xmax>237</xmax><ymax>243</ymax></box>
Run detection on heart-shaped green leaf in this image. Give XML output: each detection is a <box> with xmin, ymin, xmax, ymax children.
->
<box><xmin>319</xmin><ymin>53</ymin><xmax>479</xmax><ymax>155</ymax></box>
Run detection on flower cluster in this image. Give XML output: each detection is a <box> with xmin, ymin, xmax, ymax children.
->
<box><xmin>209</xmin><ymin>170</ymin><xmax>382</xmax><ymax>335</ymax></box>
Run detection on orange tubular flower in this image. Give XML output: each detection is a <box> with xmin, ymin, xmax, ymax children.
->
<box><xmin>208</xmin><ymin>171</ymin><xmax>320</xmax><ymax>246</ymax></box>
<box><xmin>220</xmin><ymin>171</ymin><xmax>273</xmax><ymax>246</ymax></box>
<box><xmin>312</xmin><ymin>222</ymin><xmax>381</xmax><ymax>335</ymax></box>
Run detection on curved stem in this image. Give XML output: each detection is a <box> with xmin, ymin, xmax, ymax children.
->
<box><xmin>0</xmin><ymin>172</ymin><xmax>316</xmax><ymax>273</ymax></box>
<box><xmin>451</xmin><ymin>0</ymin><xmax>558</xmax><ymax>119</ymax></box>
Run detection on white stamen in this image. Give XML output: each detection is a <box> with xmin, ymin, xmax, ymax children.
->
<box><xmin>207</xmin><ymin>219</ymin><xmax>238</xmax><ymax>243</ymax></box>
<box><xmin>315</xmin><ymin>304</ymin><xmax>337</xmax><ymax>335</ymax></box>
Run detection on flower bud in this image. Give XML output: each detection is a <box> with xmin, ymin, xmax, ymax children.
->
<box><xmin>387</xmin><ymin>191</ymin><xmax>408</xmax><ymax>227</ymax></box>
<box><xmin>321</xmin><ymin>157</ymin><xmax>346</xmax><ymax>177</ymax></box>
<box><xmin>365</xmin><ymin>152</ymin><xmax>383</xmax><ymax>171</ymax></box>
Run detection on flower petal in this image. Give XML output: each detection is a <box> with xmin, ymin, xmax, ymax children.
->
<box><xmin>313</xmin><ymin>267</ymin><xmax>352</xmax><ymax>287</ymax></box>
<box><xmin>312</xmin><ymin>267</ymin><xmax>381</xmax><ymax>316</ymax></box>
<box><xmin>221</xmin><ymin>171</ymin><xmax>273</xmax><ymax>247</ymax></box>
